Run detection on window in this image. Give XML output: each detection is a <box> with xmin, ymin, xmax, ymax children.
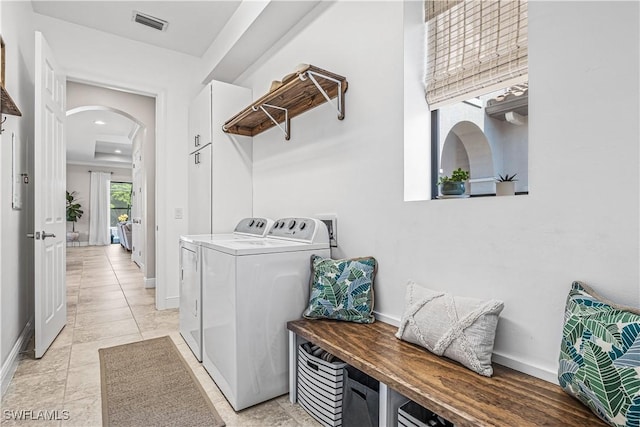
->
<box><xmin>110</xmin><ymin>181</ymin><xmax>132</xmax><ymax>226</ymax></box>
<box><xmin>425</xmin><ymin>0</ymin><xmax>529</xmax><ymax>198</ymax></box>
<box><xmin>432</xmin><ymin>83</ymin><xmax>528</xmax><ymax>197</ymax></box>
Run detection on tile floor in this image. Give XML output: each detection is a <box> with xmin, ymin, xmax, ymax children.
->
<box><xmin>1</xmin><ymin>245</ymin><xmax>319</xmax><ymax>426</ymax></box>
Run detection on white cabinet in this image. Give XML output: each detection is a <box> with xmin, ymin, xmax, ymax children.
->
<box><xmin>187</xmin><ymin>81</ymin><xmax>253</xmax><ymax>235</ymax></box>
<box><xmin>188</xmin><ymin>84</ymin><xmax>211</xmax><ymax>150</ymax></box>
<box><xmin>188</xmin><ymin>144</ymin><xmax>212</xmax><ymax>234</ymax></box>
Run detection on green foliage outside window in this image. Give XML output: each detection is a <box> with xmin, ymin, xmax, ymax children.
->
<box><xmin>110</xmin><ymin>182</ymin><xmax>132</xmax><ymax>227</ymax></box>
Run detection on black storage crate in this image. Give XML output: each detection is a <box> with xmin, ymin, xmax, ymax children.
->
<box><xmin>398</xmin><ymin>400</ymin><xmax>454</xmax><ymax>427</ymax></box>
<box><xmin>342</xmin><ymin>365</ymin><xmax>380</xmax><ymax>427</ymax></box>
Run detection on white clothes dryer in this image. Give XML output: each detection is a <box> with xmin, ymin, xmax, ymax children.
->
<box><xmin>179</xmin><ymin>217</ymin><xmax>273</xmax><ymax>361</ymax></box>
<box><xmin>201</xmin><ymin>217</ymin><xmax>330</xmax><ymax>411</ymax></box>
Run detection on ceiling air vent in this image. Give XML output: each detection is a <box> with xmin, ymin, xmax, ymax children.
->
<box><xmin>132</xmin><ymin>11</ymin><xmax>168</xmax><ymax>32</ymax></box>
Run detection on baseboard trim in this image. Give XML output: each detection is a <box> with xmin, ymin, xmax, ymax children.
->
<box><xmin>1</xmin><ymin>317</ymin><xmax>33</xmax><ymax>397</ymax></box>
<box><xmin>492</xmin><ymin>352</ymin><xmax>558</xmax><ymax>384</ymax></box>
<box><xmin>164</xmin><ymin>296</ymin><xmax>179</xmax><ymax>310</ymax></box>
<box><xmin>143</xmin><ymin>277</ymin><xmax>156</xmax><ymax>289</ymax></box>
<box><xmin>374</xmin><ymin>311</ymin><xmax>400</xmax><ymax>327</ymax></box>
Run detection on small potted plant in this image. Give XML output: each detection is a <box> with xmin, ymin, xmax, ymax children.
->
<box><xmin>438</xmin><ymin>168</ymin><xmax>470</xmax><ymax>196</ymax></box>
<box><xmin>495</xmin><ymin>173</ymin><xmax>518</xmax><ymax>196</ymax></box>
<box><xmin>66</xmin><ymin>191</ymin><xmax>84</xmax><ymax>242</ymax></box>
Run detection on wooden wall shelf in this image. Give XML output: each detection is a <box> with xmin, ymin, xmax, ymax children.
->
<box><xmin>1</xmin><ymin>85</ymin><xmax>22</xmax><ymax>117</ymax></box>
<box><xmin>222</xmin><ymin>65</ymin><xmax>347</xmax><ymax>141</ymax></box>
<box><xmin>1</xmin><ymin>36</ymin><xmax>22</xmax><ymax>134</ymax></box>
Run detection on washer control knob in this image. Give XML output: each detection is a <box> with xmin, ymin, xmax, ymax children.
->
<box><xmin>249</xmin><ymin>219</ymin><xmax>255</xmax><ymax>227</ymax></box>
<box><xmin>299</xmin><ymin>222</ymin><xmax>307</xmax><ymax>230</ymax></box>
<box><xmin>288</xmin><ymin>220</ymin><xmax>297</xmax><ymax>230</ymax></box>
<box><xmin>279</xmin><ymin>222</ymin><xmax>285</xmax><ymax>228</ymax></box>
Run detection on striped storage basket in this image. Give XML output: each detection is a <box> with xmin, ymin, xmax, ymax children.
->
<box><xmin>297</xmin><ymin>344</ymin><xmax>347</xmax><ymax>427</ymax></box>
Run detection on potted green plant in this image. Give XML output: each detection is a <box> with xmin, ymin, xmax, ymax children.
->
<box><xmin>495</xmin><ymin>173</ymin><xmax>517</xmax><ymax>196</ymax></box>
<box><xmin>438</xmin><ymin>168</ymin><xmax>470</xmax><ymax>196</ymax></box>
<box><xmin>66</xmin><ymin>191</ymin><xmax>84</xmax><ymax>241</ymax></box>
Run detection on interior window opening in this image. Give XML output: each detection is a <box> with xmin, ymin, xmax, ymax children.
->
<box><xmin>432</xmin><ymin>83</ymin><xmax>529</xmax><ymax>199</ymax></box>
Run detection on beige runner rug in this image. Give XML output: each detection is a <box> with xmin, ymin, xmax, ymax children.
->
<box><xmin>99</xmin><ymin>336</ymin><xmax>225</xmax><ymax>427</ymax></box>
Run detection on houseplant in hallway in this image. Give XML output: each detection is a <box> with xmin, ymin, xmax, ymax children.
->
<box><xmin>495</xmin><ymin>173</ymin><xmax>518</xmax><ymax>196</ymax></box>
<box><xmin>66</xmin><ymin>190</ymin><xmax>83</xmax><ymax>243</ymax></box>
<box><xmin>438</xmin><ymin>168</ymin><xmax>470</xmax><ymax>197</ymax></box>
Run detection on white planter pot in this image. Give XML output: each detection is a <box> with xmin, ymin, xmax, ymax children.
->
<box><xmin>496</xmin><ymin>181</ymin><xmax>516</xmax><ymax>196</ymax></box>
<box><xmin>67</xmin><ymin>231</ymin><xmax>80</xmax><ymax>242</ymax></box>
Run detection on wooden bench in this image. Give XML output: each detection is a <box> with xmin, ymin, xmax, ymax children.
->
<box><xmin>287</xmin><ymin>318</ymin><xmax>604</xmax><ymax>427</ymax></box>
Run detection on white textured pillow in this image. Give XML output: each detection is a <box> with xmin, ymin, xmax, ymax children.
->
<box><xmin>395</xmin><ymin>281</ymin><xmax>504</xmax><ymax>377</ymax></box>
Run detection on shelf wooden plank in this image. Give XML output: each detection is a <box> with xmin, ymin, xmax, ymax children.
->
<box><xmin>1</xmin><ymin>85</ymin><xmax>22</xmax><ymax>116</ymax></box>
<box><xmin>223</xmin><ymin>65</ymin><xmax>347</xmax><ymax>138</ymax></box>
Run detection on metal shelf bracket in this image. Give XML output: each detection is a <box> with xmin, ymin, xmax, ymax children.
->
<box><xmin>299</xmin><ymin>70</ymin><xmax>345</xmax><ymax>120</ymax></box>
<box><xmin>252</xmin><ymin>103</ymin><xmax>290</xmax><ymax>141</ymax></box>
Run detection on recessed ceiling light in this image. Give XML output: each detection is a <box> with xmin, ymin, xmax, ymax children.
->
<box><xmin>114</xmin><ymin>149</ymin><xmax>122</xmax><ymax>154</ymax></box>
<box><xmin>94</xmin><ymin>120</ymin><xmax>106</xmax><ymax>125</ymax></box>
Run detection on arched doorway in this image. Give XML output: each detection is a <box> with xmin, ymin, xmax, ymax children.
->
<box><xmin>440</xmin><ymin>121</ymin><xmax>495</xmax><ymax>195</ymax></box>
<box><xmin>66</xmin><ymin>99</ymin><xmax>155</xmax><ymax>283</ymax></box>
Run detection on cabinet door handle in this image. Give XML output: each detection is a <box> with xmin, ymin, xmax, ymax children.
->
<box><xmin>195</xmin><ymin>134</ymin><xmax>200</xmax><ymax>147</ymax></box>
<box><xmin>195</xmin><ymin>152</ymin><xmax>200</xmax><ymax>164</ymax></box>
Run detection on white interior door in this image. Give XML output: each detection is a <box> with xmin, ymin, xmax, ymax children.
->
<box><xmin>34</xmin><ymin>31</ymin><xmax>67</xmax><ymax>359</ymax></box>
<box><xmin>131</xmin><ymin>149</ymin><xmax>144</xmax><ymax>267</ymax></box>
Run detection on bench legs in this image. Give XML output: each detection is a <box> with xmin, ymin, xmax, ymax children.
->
<box><xmin>379</xmin><ymin>383</ymin><xmax>389</xmax><ymax>427</ymax></box>
<box><xmin>288</xmin><ymin>330</ymin><xmax>298</xmax><ymax>404</ymax></box>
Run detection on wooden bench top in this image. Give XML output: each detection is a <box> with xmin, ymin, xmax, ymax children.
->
<box><xmin>287</xmin><ymin>318</ymin><xmax>604</xmax><ymax>427</ymax></box>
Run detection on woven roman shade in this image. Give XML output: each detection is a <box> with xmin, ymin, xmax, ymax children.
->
<box><xmin>424</xmin><ymin>0</ymin><xmax>463</xmax><ymax>21</ymax></box>
<box><xmin>425</xmin><ymin>0</ymin><xmax>528</xmax><ymax>110</ymax></box>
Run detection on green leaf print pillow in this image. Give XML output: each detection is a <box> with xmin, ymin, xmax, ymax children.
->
<box><xmin>559</xmin><ymin>281</ymin><xmax>640</xmax><ymax>427</ymax></box>
<box><xmin>302</xmin><ymin>255</ymin><xmax>377</xmax><ymax>324</ymax></box>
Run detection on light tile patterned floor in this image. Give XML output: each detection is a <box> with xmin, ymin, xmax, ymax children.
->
<box><xmin>1</xmin><ymin>245</ymin><xmax>319</xmax><ymax>426</ymax></box>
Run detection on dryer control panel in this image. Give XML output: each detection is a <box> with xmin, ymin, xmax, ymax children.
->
<box><xmin>234</xmin><ymin>217</ymin><xmax>273</xmax><ymax>237</ymax></box>
<box><xmin>268</xmin><ymin>218</ymin><xmax>328</xmax><ymax>243</ymax></box>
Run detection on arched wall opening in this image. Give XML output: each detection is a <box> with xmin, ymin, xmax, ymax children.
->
<box><xmin>65</xmin><ymin>82</ymin><xmax>156</xmax><ymax>288</ymax></box>
<box><xmin>441</xmin><ymin>121</ymin><xmax>495</xmax><ymax>195</ymax></box>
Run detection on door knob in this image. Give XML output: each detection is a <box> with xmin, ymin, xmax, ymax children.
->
<box><xmin>27</xmin><ymin>232</ymin><xmax>41</xmax><ymax>239</ymax></box>
<box><xmin>42</xmin><ymin>231</ymin><xmax>56</xmax><ymax>240</ymax></box>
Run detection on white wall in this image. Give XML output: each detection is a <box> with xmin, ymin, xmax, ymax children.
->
<box><xmin>2</xmin><ymin>0</ymin><xmax>637</xmax><ymax>392</ymax></box>
<box><xmin>33</xmin><ymin>13</ymin><xmax>202</xmax><ymax>309</ymax></box>
<box><xmin>0</xmin><ymin>0</ymin><xmax>36</xmax><ymax>393</ymax></box>
<box><xmin>240</xmin><ymin>0</ymin><xmax>639</xmax><ymax>382</ymax></box>
<box><xmin>66</xmin><ymin>165</ymin><xmax>132</xmax><ymax>244</ymax></box>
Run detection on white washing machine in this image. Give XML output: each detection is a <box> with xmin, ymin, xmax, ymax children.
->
<box><xmin>179</xmin><ymin>217</ymin><xmax>273</xmax><ymax>361</ymax></box>
<box><xmin>201</xmin><ymin>217</ymin><xmax>330</xmax><ymax>411</ymax></box>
